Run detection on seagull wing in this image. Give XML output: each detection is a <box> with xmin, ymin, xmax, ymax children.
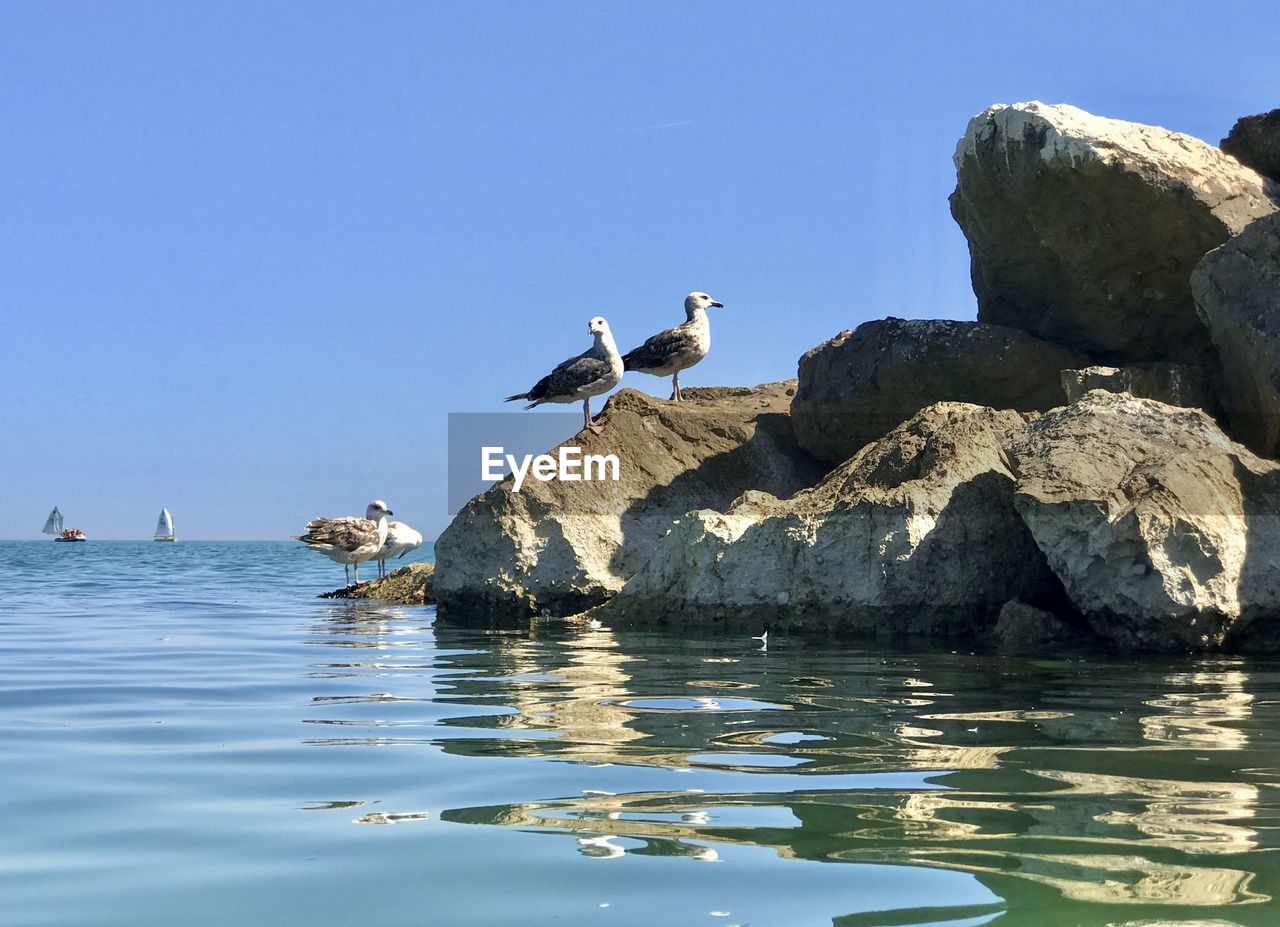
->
<box><xmin>297</xmin><ymin>516</ymin><xmax>379</xmax><ymax>552</ymax></box>
<box><xmin>525</xmin><ymin>352</ymin><xmax>614</xmax><ymax>405</ymax></box>
<box><xmin>623</xmin><ymin>323</ymin><xmax>694</xmax><ymax>372</ymax></box>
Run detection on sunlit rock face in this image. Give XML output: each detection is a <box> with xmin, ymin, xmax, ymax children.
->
<box><xmin>1006</xmin><ymin>389</ymin><xmax>1280</xmax><ymax>651</ymax></box>
<box><xmin>588</xmin><ymin>403</ymin><xmax>1065</xmax><ymax>637</ymax></box>
<box><xmin>1193</xmin><ymin>212</ymin><xmax>1280</xmax><ymax>457</ymax></box>
<box><xmin>951</xmin><ymin>102</ymin><xmax>1277</xmax><ymax>365</ymax></box>
<box><xmin>433</xmin><ymin>383</ymin><xmax>825</xmax><ymax>621</ymax></box>
<box><xmin>791</xmin><ymin>318</ymin><xmax>1086</xmax><ymax>465</ymax></box>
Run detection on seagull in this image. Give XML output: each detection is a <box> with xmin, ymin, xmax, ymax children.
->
<box><xmin>376</xmin><ymin>520</ymin><xmax>423</xmax><ymax>579</ymax></box>
<box><xmin>505</xmin><ymin>316</ymin><xmax>624</xmax><ymax>434</ymax></box>
<box><xmin>752</xmin><ymin>624</ymin><xmax>771</xmax><ymax>649</ymax></box>
<box><xmin>296</xmin><ymin>500</ymin><xmax>393</xmax><ymax>586</ymax></box>
<box><xmin>622</xmin><ymin>292</ymin><xmax>724</xmax><ymax>401</ymax></box>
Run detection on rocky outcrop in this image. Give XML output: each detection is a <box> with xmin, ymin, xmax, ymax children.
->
<box><xmin>1060</xmin><ymin>363</ymin><xmax>1214</xmax><ymax>411</ymax></box>
<box><xmin>1006</xmin><ymin>390</ymin><xmax>1280</xmax><ymax>652</ymax></box>
<box><xmin>321</xmin><ymin>563</ymin><xmax>436</xmax><ymax>604</ymax></box>
<box><xmin>431</xmin><ymin>100</ymin><xmax>1280</xmax><ymax>654</ymax></box>
<box><xmin>1222</xmin><ymin>108</ymin><xmax>1280</xmax><ymax>183</ymax></box>
<box><xmin>791</xmin><ymin>318</ymin><xmax>1086</xmax><ymax>464</ymax></box>
<box><xmin>433</xmin><ymin>383</ymin><xmax>825</xmax><ymax>620</ymax></box>
<box><xmin>587</xmin><ymin>404</ymin><xmax>1066</xmax><ymax>638</ymax></box>
<box><xmin>1191</xmin><ymin>213</ymin><xmax>1280</xmax><ymax>457</ymax></box>
<box><xmin>951</xmin><ymin>102</ymin><xmax>1277</xmax><ymax>365</ymax></box>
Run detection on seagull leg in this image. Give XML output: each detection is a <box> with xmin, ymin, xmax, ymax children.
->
<box><xmin>344</xmin><ymin>563</ymin><xmax>351</xmax><ymax>586</ymax></box>
<box><xmin>584</xmin><ymin>398</ymin><xmax>605</xmax><ymax>435</ymax></box>
<box><xmin>671</xmin><ymin>371</ymin><xmax>682</xmax><ymax>402</ymax></box>
<box><xmin>354</xmin><ymin>561</ymin><xmax>360</xmax><ymax>585</ymax></box>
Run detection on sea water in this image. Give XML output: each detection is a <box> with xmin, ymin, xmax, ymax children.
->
<box><xmin>2</xmin><ymin>540</ymin><xmax>1279</xmax><ymax>926</ymax></box>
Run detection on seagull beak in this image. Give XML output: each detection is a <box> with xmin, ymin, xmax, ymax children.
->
<box><xmin>710</xmin><ymin>301</ymin><xmax>724</xmax><ymax>309</ymax></box>
<box><xmin>386</xmin><ymin>509</ymin><xmax>394</xmax><ymax>517</ymax></box>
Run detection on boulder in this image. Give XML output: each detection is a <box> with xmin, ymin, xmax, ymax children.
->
<box><xmin>1005</xmin><ymin>390</ymin><xmax>1280</xmax><ymax>652</ymax></box>
<box><xmin>993</xmin><ymin>599</ymin><xmax>1094</xmax><ymax>655</ymax></box>
<box><xmin>791</xmin><ymin>318</ymin><xmax>1086</xmax><ymax>465</ymax></box>
<box><xmin>587</xmin><ymin>403</ymin><xmax>1066</xmax><ymax>638</ymax></box>
<box><xmin>433</xmin><ymin>383</ymin><xmax>825</xmax><ymax>620</ymax></box>
<box><xmin>1191</xmin><ymin>212</ymin><xmax>1280</xmax><ymax>456</ymax></box>
<box><xmin>951</xmin><ymin>102</ymin><xmax>1277</xmax><ymax>364</ymax></box>
<box><xmin>1222</xmin><ymin>108</ymin><xmax>1280</xmax><ymax>183</ymax></box>
<box><xmin>1060</xmin><ymin>363</ymin><xmax>1214</xmax><ymax>411</ymax></box>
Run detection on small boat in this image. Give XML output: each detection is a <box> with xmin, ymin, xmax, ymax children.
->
<box><xmin>154</xmin><ymin>507</ymin><xmax>176</xmax><ymax>543</ymax></box>
<box><xmin>44</xmin><ymin>507</ymin><xmax>87</xmax><ymax>542</ymax></box>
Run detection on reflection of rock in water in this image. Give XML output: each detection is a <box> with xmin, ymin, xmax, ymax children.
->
<box><xmin>341</xmin><ymin>622</ymin><xmax>1279</xmax><ymax>915</ymax></box>
<box><xmin>450</xmin><ymin>629</ymin><xmax>650</xmax><ymax>762</ymax></box>
<box><xmin>866</xmin><ymin>848</ymin><xmax>1261</xmax><ymax>906</ymax></box>
<box><xmin>1036</xmin><ymin>770</ymin><xmax>1258</xmax><ymax>855</ymax></box>
<box><xmin>447</xmin><ymin>781</ymin><xmax>1264</xmax><ymax>907</ymax></box>
<box><xmin>1141</xmin><ymin>668</ymin><xmax>1255</xmax><ymax>750</ymax></box>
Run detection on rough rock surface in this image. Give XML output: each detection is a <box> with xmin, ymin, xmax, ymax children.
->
<box><xmin>587</xmin><ymin>403</ymin><xmax>1066</xmax><ymax>637</ymax></box>
<box><xmin>951</xmin><ymin>102</ymin><xmax>1277</xmax><ymax>364</ymax></box>
<box><xmin>1006</xmin><ymin>390</ymin><xmax>1280</xmax><ymax>652</ymax></box>
<box><xmin>1222</xmin><ymin>108</ymin><xmax>1280</xmax><ymax>183</ymax></box>
<box><xmin>433</xmin><ymin>383</ymin><xmax>825</xmax><ymax>620</ymax></box>
<box><xmin>1060</xmin><ymin>363</ymin><xmax>1214</xmax><ymax>411</ymax></box>
<box><xmin>1192</xmin><ymin>212</ymin><xmax>1280</xmax><ymax>456</ymax></box>
<box><xmin>993</xmin><ymin>599</ymin><xmax>1093</xmax><ymax>655</ymax></box>
<box><xmin>792</xmin><ymin>318</ymin><xmax>1086</xmax><ymax>465</ymax></box>
<box><xmin>321</xmin><ymin>563</ymin><xmax>435</xmax><ymax>605</ymax></box>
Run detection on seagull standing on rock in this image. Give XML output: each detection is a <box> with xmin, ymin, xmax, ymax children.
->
<box><xmin>296</xmin><ymin>500</ymin><xmax>394</xmax><ymax>586</ymax></box>
<box><xmin>505</xmin><ymin>316</ymin><xmax>623</xmax><ymax>434</ymax></box>
<box><xmin>622</xmin><ymin>292</ymin><xmax>724</xmax><ymax>401</ymax></box>
<box><xmin>376</xmin><ymin>520</ymin><xmax>423</xmax><ymax>579</ymax></box>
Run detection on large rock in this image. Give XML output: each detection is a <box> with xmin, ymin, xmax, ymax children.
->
<box><xmin>1060</xmin><ymin>363</ymin><xmax>1214</xmax><ymax>411</ymax></box>
<box><xmin>993</xmin><ymin>599</ymin><xmax>1095</xmax><ymax>655</ymax></box>
<box><xmin>791</xmin><ymin>318</ymin><xmax>1086</xmax><ymax>464</ymax></box>
<box><xmin>1222</xmin><ymin>108</ymin><xmax>1280</xmax><ymax>183</ymax></box>
<box><xmin>1191</xmin><ymin>212</ymin><xmax>1280</xmax><ymax>456</ymax></box>
<box><xmin>1005</xmin><ymin>390</ymin><xmax>1280</xmax><ymax>652</ymax></box>
<box><xmin>433</xmin><ymin>383</ymin><xmax>825</xmax><ymax>620</ymax></box>
<box><xmin>951</xmin><ymin>102</ymin><xmax>1277</xmax><ymax>364</ymax></box>
<box><xmin>588</xmin><ymin>403</ymin><xmax>1067</xmax><ymax>638</ymax></box>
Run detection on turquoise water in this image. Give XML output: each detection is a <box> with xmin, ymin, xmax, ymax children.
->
<box><xmin>3</xmin><ymin>542</ymin><xmax>1280</xmax><ymax>926</ymax></box>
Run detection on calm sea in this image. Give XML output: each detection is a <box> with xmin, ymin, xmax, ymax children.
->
<box><xmin>2</xmin><ymin>540</ymin><xmax>1279</xmax><ymax>926</ymax></box>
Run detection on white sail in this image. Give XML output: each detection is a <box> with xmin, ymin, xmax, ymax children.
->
<box><xmin>43</xmin><ymin>507</ymin><xmax>64</xmax><ymax>535</ymax></box>
<box><xmin>155</xmin><ymin>508</ymin><xmax>174</xmax><ymax>539</ymax></box>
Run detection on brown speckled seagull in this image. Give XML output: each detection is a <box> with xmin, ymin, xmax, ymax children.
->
<box><xmin>296</xmin><ymin>500</ymin><xmax>393</xmax><ymax>586</ymax></box>
<box><xmin>622</xmin><ymin>292</ymin><xmax>723</xmax><ymax>401</ymax></box>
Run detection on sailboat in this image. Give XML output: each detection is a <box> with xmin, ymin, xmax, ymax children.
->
<box><xmin>154</xmin><ymin>508</ymin><xmax>176</xmax><ymax>543</ymax></box>
<box><xmin>44</xmin><ymin>507</ymin><xmax>87</xmax><ymax>542</ymax></box>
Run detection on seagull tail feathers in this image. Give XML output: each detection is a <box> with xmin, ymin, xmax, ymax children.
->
<box><xmin>504</xmin><ymin>392</ymin><xmax>528</xmax><ymax>403</ymax></box>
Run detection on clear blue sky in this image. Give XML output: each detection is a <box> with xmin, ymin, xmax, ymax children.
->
<box><xmin>3</xmin><ymin>1</ymin><xmax>1276</xmax><ymax>539</ymax></box>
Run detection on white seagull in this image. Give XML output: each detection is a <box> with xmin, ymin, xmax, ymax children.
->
<box><xmin>622</xmin><ymin>292</ymin><xmax>724</xmax><ymax>401</ymax></box>
<box><xmin>296</xmin><ymin>500</ymin><xmax>393</xmax><ymax>586</ymax></box>
<box><xmin>376</xmin><ymin>520</ymin><xmax>423</xmax><ymax>579</ymax></box>
<box><xmin>505</xmin><ymin>316</ymin><xmax>624</xmax><ymax>434</ymax></box>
